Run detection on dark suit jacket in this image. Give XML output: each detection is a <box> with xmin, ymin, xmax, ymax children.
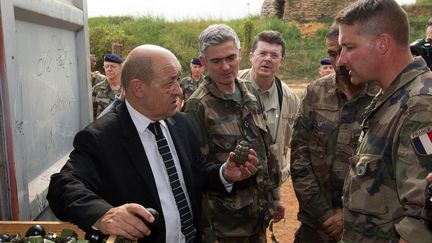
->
<box><xmin>47</xmin><ymin>103</ymin><xmax>225</xmax><ymax>242</ymax></box>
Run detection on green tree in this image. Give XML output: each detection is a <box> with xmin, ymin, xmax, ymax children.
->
<box><xmin>89</xmin><ymin>14</ymin><xmax>428</xmax><ymax>80</ymax></box>
<box><xmin>417</xmin><ymin>0</ymin><xmax>432</xmax><ymax>4</ymax></box>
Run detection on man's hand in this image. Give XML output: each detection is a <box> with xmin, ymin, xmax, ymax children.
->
<box><xmin>273</xmin><ymin>200</ymin><xmax>285</xmax><ymax>223</ymax></box>
<box><xmin>321</xmin><ymin>208</ymin><xmax>343</xmax><ymax>241</ymax></box>
<box><xmin>426</xmin><ymin>172</ymin><xmax>432</xmax><ymax>184</ymax></box>
<box><xmin>93</xmin><ymin>203</ymin><xmax>156</xmax><ymax>240</ymax></box>
<box><xmin>223</xmin><ymin>149</ymin><xmax>258</xmax><ymax>183</ymax></box>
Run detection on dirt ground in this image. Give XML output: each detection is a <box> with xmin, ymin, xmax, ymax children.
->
<box><xmin>264</xmin><ymin>80</ymin><xmax>307</xmax><ymax>243</ymax></box>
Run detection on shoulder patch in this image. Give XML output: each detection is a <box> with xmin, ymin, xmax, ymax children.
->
<box><xmin>411</xmin><ymin>126</ymin><xmax>432</xmax><ymax>156</ymax></box>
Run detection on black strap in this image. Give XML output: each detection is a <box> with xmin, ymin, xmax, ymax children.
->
<box><xmin>275</xmin><ymin>77</ymin><xmax>283</xmax><ymax>112</ymax></box>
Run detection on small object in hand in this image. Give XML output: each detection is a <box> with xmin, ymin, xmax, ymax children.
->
<box><xmin>137</xmin><ymin>208</ymin><xmax>159</xmax><ymax>228</ymax></box>
<box><xmin>233</xmin><ymin>141</ymin><xmax>250</xmax><ymax>166</ymax></box>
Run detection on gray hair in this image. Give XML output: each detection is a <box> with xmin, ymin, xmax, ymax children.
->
<box><xmin>198</xmin><ymin>24</ymin><xmax>241</xmax><ymax>57</ymax></box>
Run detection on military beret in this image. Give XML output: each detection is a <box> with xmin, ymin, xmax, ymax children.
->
<box><xmin>191</xmin><ymin>57</ymin><xmax>202</xmax><ymax>66</ymax></box>
<box><xmin>104</xmin><ymin>54</ymin><xmax>123</xmax><ymax>64</ymax></box>
<box><xmin>320</xmin><ymin>57</ymin><xmax>331</xmax><ymax>65</ymax></box>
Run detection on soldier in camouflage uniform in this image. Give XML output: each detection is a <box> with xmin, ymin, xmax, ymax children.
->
<box><xmin>180</xmin><ymin>57</ymin><xmax>204</xmax><ymax>102</ymax></box>
<box><xmin>90</xmin><ymin>54</ymin><xmax>106</xmax><ymax>87</ymax></box>
<box><xmin>92</xmin><ymin>54</ymin><xmax>122</xmax><ymax>119</ymax></box>
<box><xmin>290</xmin><ymin>23</ymin><xmax>379</xmax><ymax>243</ymax></box>
<box><xmin>91</xmin><ymin>71</ymin><xmax>106</xmax><ymax>87</ymax></box>
<box><xmin>238</xmin><ymin>30</ymin><xmax>299</xmax><ymax>204</ymax></box>
<box><xmin>184</xmin><ymin>24</ymin><xmax>281</xmax><ymax>243</ymax></box>
<box><xmin>336</xmin><ymin>0</ymin><xmax>432</xmax><ymax>242</ymax></box>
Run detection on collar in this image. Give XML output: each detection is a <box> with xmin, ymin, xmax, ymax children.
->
<box><xmin>256</xmin><ymin>78</ymin><xmax>277</xmax><ymax>95</ymax></box>
<box><xmin>239</xmin><ymin>68</ymin><xmax>275</xmax><ymax>93</ymax></box>
<box><xmin>255</xmin><ymin>79</ymin><xmax>278</xmax><ymax>112</ymax></box>
<box><xmin>191</xmin><ymin>75</ymin><xmax>204</xmax><ymax>82</ymax></box>
<box><xmin>379</xmin><ymin>57</ymin><xmax>429</xmax><ymax>102</ymax></box>
<box><xmin>363</xmin><ymin>57</ymin><xmax>429</xmax><ymax>123</ymax></box>
<box><xmin>125</xmin><ymin>100</ymin><xmax>168</xmax><ymax>133</ymax></box>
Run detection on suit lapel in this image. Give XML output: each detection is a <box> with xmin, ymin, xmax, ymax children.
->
<box><xmin>166</xmin><ymin>116</ymin><xmax>195</xmax><ymax>202</ymax></box>
<box><xmin>118</xmin><ymin>103</ymin><xmax>161</xmax><ymax>206</ymax></box>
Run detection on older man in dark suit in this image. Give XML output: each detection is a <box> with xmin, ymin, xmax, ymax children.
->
<box><xmin>47</xmin><ymin>44</ymin><xmax>258</xmax><ymax>243</ymax></box>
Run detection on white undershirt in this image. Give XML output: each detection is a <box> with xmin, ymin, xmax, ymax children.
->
<box><xmin>126</xmin><ymin>100</ymin><xmax>188</xmax><ymax>243</ymax></box>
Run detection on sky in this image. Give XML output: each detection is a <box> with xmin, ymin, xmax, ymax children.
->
<box><xmin>87</xmin><ymin>0</ymin><xmax>416</xmax><ymax>20</ymax></box>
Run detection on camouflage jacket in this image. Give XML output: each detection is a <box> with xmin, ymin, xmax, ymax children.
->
<box><xmin>238</xmin><ymin>69</ymin><xmax>300</xmax><ymax>184</ymax></box>
<box><xmin>184</xmin><ymin>76</ymin><xmax>279</xmax><ymax>239</ymax></box>
<box><xmin>342</xmin><ymin>58</ymin><xmax>432</xmax><ymax>243</ymax></box>
<box><xmin>291</xmin><ymin>73</ymin><xmax>379</xmax><ymax>229</ymax></box>
<box><xmin>92</xmin><ymin>80</ymin><xmax>120</xmax><ymax>119</ymax></box>
<box><xmin>91</xmin><ymin>71</ymin><xmax>106</xmax><ymax>87</ymax></box>
<box><xmin>180</xmin><ymin>75</ymin><xmax>204</xmax><ymax>101</ymax></box>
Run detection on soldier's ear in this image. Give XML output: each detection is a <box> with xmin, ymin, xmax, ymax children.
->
<box><xmin>199</xmin><ymin>55</ymin><xmax>207</xmax><ymax>68</ymax></box>
<box><xmin>376</xmin><ymin>33</ymin><xmax>390</xmax><ymax>54</ymax></box>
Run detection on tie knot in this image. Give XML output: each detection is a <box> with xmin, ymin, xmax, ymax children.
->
<box><xmin>148</xmin><ymin>121</ymin><xmax>162</xmax><ymax>137</ymax></box>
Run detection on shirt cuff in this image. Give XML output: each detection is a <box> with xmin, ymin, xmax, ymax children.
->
<box><xmin>219</xmin><ymin>163</ymin><xmax>233</xmax><ymax>193</ymax></box>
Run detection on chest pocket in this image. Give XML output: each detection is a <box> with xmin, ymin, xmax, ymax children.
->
<box><xmin>310</xmin><ymin>101</ymin><xmax>339</xmax><ymax>146</ymax></box>
<box><xmin>346</xmin><ymin>154</ymin><xmax>392</xmax><ymax>217</ymax></box>
<box><xmin>209</xmin><ymin>120</ymin><xmax>240</xmax><ymax>163</ymax></box>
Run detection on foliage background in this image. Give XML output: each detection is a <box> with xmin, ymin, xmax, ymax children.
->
<box><xmin>89</xmin><ymin>13</ymin><xmax>429</xmax><ymax>81</ymax></box>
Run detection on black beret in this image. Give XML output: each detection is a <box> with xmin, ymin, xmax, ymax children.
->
<box><xmin>320</xmin><ymin>57</ymin><xmax>331</xmax><ymax>65</ymax></box>
<box><xmin>104</xmin><ymin>54</ymin><xmax>123</xmax><ymax>64</ymax></box>
<box><xmin>191</xmin><ymin>57</ymin><xmax>202</xmax><ymax>66</ymax></box>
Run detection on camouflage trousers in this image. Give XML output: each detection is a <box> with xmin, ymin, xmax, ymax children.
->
<box><xmin>294</xmin><ymin>223</ymin><xmax>337</xmax><ymax>243</ymax></box>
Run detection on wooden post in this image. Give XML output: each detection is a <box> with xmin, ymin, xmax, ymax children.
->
<box><xmin>111</xmin><ymin>42</ymin><xmax>123</xmax><ymax>57</ymax></box>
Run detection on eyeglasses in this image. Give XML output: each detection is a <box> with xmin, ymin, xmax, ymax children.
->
<box><xmin>253</xmin><ymin>50</ymin><xmax>281</xmax><ymax>60</ymax></box>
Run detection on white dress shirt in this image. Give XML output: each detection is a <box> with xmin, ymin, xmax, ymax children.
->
<box><xmin>126</xmin><ymin>100</ymin><xmax>189</xmax><ymax>243</ymax></box>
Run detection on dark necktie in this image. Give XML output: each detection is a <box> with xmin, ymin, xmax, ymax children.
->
<box><xmin>148</xmin><ymin>122</ymin><xmax>195</xmax><ymax>242</ymax></box>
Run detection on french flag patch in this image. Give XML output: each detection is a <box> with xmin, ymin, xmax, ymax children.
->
<box><xmin>411</xmin><ymin>127</ymin><xmax>432</xmax><ymax>156</ymax></box>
